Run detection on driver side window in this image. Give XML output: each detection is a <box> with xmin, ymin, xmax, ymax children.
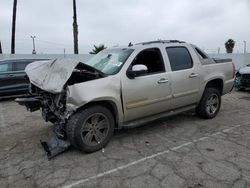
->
<box><xmin>131</xmin><ymin>48</ymin><xmax>165</xmax><ymax>75</ymax></box>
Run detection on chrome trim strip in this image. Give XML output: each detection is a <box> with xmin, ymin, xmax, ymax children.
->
<box><xmin>126</xmin><ymin>95</ymin><xmax>172</xmax><ymax>109</ymax></box>
<box><xmin>173</xmin><ymin>89</ymin><xmax>199</xmax><ymax>98</ymax></box>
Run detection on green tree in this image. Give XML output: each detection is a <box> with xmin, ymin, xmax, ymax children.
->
<box><xmin>225</xmin><ymin>39</ymin><xmax>235</xmax><ymax>53</ymax></box>
<box><xmin>89</xmin><ymin>44</ymin><xmax>107</xmax><ymax>54</ymax></box>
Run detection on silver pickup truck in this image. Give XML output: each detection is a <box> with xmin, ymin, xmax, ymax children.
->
<box><xmin>16</xmin><ymin>40</ymin><xmax>235</xmax><ymax>158</ymax></box>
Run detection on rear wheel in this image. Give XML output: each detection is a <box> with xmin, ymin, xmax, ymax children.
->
<box><xmin>67</xmin><ymin>105</ymin><xmax>115</xmax><ymax>152</ymax></box>
<box><xmin>196</xmin><ymin>88</ymin><xmax>221</xmax><ymax>119</ymax></box>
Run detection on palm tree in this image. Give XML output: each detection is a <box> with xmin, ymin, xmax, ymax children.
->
<box><xmin>0</xmin><ymin>40</ymin><xmax>2</xmax><ymax>54</ymax></box>
<box><xmin>89</xmin><ymin>44</ymin><xmax>107</xmax><ymax>54</ymax></box>
<box><xmin>225</xmin><ymin>39</ymin><xmax>235</xmax><ymax>53</ymax></box>
<box><xmin>11</xmin><ymin>0</ymin><xmax>17</xmax><ymax>54</ymax></box>
<box><xmin>73</xmin><ymin>0</ymin><xmax>79</xmax><ymax>54</ymax></box>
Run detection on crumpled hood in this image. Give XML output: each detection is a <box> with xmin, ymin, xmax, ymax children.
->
<box><xmin>239</xmin><ymin>65</ymin><xmax>250</xmax><ymax>75</ymax></box>
<box><xmin>25</xmin><ymin>58</ymin><xmax>79</xmax><ymax>93</ymax></box>
<box><xmin>25</xmin><ymin>58</ymin><xmax>104</xmax><ymax>94</ymax></box>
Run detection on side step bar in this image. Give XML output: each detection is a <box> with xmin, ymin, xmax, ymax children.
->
<box><xmin>122</xmin><ymin>104</ymin><xmax>196</xmax><ymax>128</ymax></box>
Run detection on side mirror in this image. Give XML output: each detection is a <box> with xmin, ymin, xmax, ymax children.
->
<box><xmin>127</xmin><ymin>64</ymin><xmax>148</xmax><ymax>79</ymax></box>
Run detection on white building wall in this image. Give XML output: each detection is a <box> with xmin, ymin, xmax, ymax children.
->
<box><xmin>209</xmin><ymin>53</ymin><xmax>250</xmax><ymax>70</ymax></box>
<box><xmin>0</xmin><ymin>54</ymin><xmax>93</xmax><ymax>63</ymax></box>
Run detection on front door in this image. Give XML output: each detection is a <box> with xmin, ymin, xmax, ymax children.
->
<box><xmin>12</xmin><ymin>61</ymin><xmax>31</xmax><ymax>91</ymax></box>
<box><xmin>121</xmin><ymin>48</ymin><xmax>172</xmax><ymax>122</ymax></box>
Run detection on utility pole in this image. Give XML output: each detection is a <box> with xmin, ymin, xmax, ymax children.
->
<box><xmin>73</xmin><ymin>0</ymin><xmax>79</xmax><ymax>54</ymax></box>
<box><xmin>0</xmin><ymin>41</ymin><xmax>2</xmax><ymax>54</ymax></box>
<box><xmin>30</xmin><ymin>36</ymin><xmax>36</xmax><ymax>54</ymax></box>
<box><xmin>11</xmin><ymin>0</ymin><xmax>17</xmax><ymax>54</ymax></box>
<box><xmin>244</xmin><ymin>41</ymin><xmax>246</xmax><ymax>54</ymax></box>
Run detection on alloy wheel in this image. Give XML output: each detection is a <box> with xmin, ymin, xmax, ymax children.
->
<box><xmin>206</xmin><ymin>93</ymin><xmax>219</xmax><ymax>115</ymax></box>
<box><xmin>81</xmin><ymin>113</ymin><xmax>109</xmax><ymax>146</ymax></box>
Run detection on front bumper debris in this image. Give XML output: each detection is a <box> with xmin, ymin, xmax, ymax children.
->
<box><xmin>15</xmin><ymin>97</ymin><xmax>41</xmax><ymax>112</ymax></box>
<box><xmin>16</xmin><ymin>96</ymin><xmax>71</xmax><ymax>160</ymax></box>
<box><xmin>40</xmin><ymin>135</ymin><xmax>70</xmax><ymax>160</ymax></box>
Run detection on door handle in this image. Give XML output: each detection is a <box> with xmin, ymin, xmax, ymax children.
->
<box><xmin>8</xmin><ymin>74</ymin><xmax>14</xmax><ymax>77</ymax></box>
<box><xmin>189</xmin><ymin>73</ymin><xmax>198</xmax><ymax>78</ymax></box>
<box><xmin>157</xmin><ymin>78</ymin><xmax>169</xmax><ymax>84</ymax></box>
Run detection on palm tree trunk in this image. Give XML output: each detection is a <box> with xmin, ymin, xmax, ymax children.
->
<box><xmin>11</xmin><ymin>0</ymin><xmax>17</xmax><ymax>54</ymax></box>
<box><xmin>73</xmin><ymin>0</ymin><xmax>79</xmax><ymax>54</ymax></box>
<box><xmin>0</xmin><ymin>40</ymin><xmax>2</xmax><ymax>54</ymax></box>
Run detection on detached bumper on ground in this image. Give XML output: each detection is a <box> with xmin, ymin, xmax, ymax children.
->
<box><xmin>16</xmin><ymin>96</ymin><xmax>71</xmax><ymax>159</ymax></box>
<box><xmin>40</xmin><ymin>136</ymin><xmax>70</xmax><ymax>160</ymax></box>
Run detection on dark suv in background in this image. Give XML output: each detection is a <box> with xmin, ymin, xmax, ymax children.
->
<box><xmin>0</xmin><ymin>59</ymin><xmax>47</xmax><ymax>96</ymax></box>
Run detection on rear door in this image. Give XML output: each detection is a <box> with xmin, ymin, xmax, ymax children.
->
<box><xmin>12</xmin><ymin>60</ymin><xmax>33</xmax><ymax>91</ymax></box>
<box><xmin>165</xmin><ymin>46</ymin><xmax>200</xmax><ymax>108</ymax></box>
<box><xmin>0</xmin><ymin>61</ymin><xmax>14</xmax><ymax>94</ymax></box>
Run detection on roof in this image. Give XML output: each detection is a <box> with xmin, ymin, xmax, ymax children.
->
<box><xmin>111</xmin><ymin>40</ymin><xmax>188</xmax><ymax>51</ymax></box>
<box><xmin>135</xmin><ymin>40</ymin><xmax>186</xmax><ymax>45</ymax></box>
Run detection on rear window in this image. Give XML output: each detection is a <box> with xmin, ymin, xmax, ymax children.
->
<box><xmin>0</xmin><ymin>63</ymin><xmax>12</xmax><ymax>72</ymax></box>
<box><xmin>166</xmin><ymin>47</ymin><xmax>193</xmax><ymax>71</ymax></box>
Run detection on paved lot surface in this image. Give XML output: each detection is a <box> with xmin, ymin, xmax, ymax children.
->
<box><xmin>0</xmin><ymin>90</ymin><xmax>250</xmax><ymax>188</ymax></box>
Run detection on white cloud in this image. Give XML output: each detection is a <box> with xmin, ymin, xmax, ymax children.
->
<box><xmin>0</xmin><ymin>0</ymin><xmax>249</xmax><ymax>54</ymax></box>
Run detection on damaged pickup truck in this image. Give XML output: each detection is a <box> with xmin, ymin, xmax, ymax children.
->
<box><xmin>16</xmin><ymin>40</ymin><xmax>235</xmax><ymax>158</ymax></box>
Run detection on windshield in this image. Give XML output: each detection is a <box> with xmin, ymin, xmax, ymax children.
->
<box><xmin>85</xmin><ymin>48</ymin><xmax>134</xmax><ymax>75</ymax></box>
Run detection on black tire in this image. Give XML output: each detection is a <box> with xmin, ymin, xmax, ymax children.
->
<box><xmin>196</xmin><ymin>88</ymin><xmax>221</xmax><ymax>119</ymax></box>
<box><xmin>66</xmin><ymin>105</ymin><xmax>115</xmax><ymax>153</ymax></box>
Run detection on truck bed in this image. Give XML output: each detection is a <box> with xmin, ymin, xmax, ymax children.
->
<box><xmin>213</xmin><ymin>58</ymin><xmax>232</xmax><ymax>63</ymax></box>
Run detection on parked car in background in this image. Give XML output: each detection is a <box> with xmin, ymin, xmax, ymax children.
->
<box><xmin>235</xmin><ymin>64</ymin><xmax>250</xmax><ymax>91</ymax></box>
<box><xmin>16</xmin><ymin>40</ymin><xmax>235</xmax><ymax>158</ymax></box>
<box><xmin>0</xmin><ymin>59</ymin><xmax>48</xmax><ymax>96</ymax></box>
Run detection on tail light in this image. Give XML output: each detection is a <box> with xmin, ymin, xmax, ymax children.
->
<box><xmin>232</xmin><ymin>62</ymin><xmax>236</xmax><ymax>78</ymax></box>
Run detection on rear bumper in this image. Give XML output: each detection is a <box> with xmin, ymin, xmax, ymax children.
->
<box><xmin>223</xmin><ymin>78</ymin><xmax>235</xmax><ymax>94</ymax></box>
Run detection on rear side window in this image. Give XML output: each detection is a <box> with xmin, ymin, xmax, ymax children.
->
<box><xmin>13</xmin><ymin>61</ymin><xmax>31</xmax><ymax>71</ymax></box>
<box><xmin>166</xmin><ymin>47</ymin><xmax>193</xmax><ymax>71</ymax></box>
<box><xmin>195</xmin><ymin>47</ymin><xmax>208</xmax><ymax>59</ymax></box>
<box><xmin>0</xmin><ymin>63</ymin><xmax>12</xmax><ymax>72</ymax></box>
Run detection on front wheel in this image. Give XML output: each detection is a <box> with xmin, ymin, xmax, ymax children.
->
<box><xmin>66</xmin><ymin>105</ymin><xmax>115</xmax><ymax>153</ymax></box>
<box><xmin>196</xmin><ymin>88</ymin><xmax>221</xmax><ymax>119</ymax></box>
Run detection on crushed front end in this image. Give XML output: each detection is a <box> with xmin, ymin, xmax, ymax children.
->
<box><xmin>15</xmin><ymin>58</ymin><xmax>106</xmax><ymax>159</ymax></box>
<box><xmin>16</xmin><ymin>84</ymin><xmax>71</xmax><ymax>159</ymax></box>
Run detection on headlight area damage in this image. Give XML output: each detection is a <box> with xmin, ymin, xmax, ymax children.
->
<box><xmin>15</xmin><ymin>59</ymin><xmax>105</xmax><ymax>159</ymax></box>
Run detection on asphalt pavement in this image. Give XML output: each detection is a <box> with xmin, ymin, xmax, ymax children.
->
<box><xmin>0</xmin><ymin>90</ymin><xmax>250</xmax><ymax>188</ymax></box>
